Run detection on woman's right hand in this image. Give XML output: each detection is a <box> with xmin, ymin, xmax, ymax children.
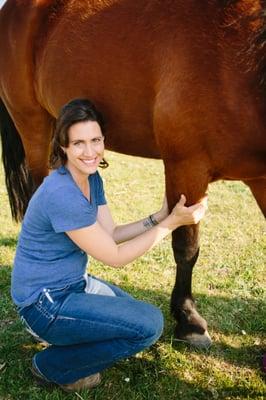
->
<box><xmin>168</xmin><ymin>194</ymin><xmax>207</xmax><ymax>229</ymax></box>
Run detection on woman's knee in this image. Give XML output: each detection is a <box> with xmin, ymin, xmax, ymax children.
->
<box><xmin>134</xmin><ymin>301</ymin><xmax>164</xmax><ymax>345</ymax></box>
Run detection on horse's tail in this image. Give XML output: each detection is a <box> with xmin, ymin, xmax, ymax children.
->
<box><xmin>0</xmin><ymin>99</ymin><xmax>33</xmax><ymax>222</ymax></box>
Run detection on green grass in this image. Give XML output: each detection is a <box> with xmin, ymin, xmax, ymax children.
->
<box><xmin>0</xmin><ymin>150</ymin><xmax>265</xmax><ymax>400</ymax></box>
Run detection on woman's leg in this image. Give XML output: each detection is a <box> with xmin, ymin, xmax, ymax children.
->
<box><xmin>31</xmin><ymin>289</ymin><xmax>163</xmax><ymax>384</ymax></box>
<box><xmin>85</xmin><ymin>274</ymin><xmax>134</xmax><ymax>298</ymax></box>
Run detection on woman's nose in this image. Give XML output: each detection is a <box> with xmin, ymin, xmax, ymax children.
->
<box><xmin>83</xmin><ymin>143</ymin><xmax>95</xmax><ymax>156</ymax></box>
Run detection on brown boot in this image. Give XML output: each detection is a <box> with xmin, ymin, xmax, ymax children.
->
<box><xmin>31</xmin><ymin>362</ymin><xmax>101</xmax><ymax>392</ymax></box>
<box><xmin>60</xmin><ymin>373</ymin><xmax>101</xmax><ymax>392</ymax></box>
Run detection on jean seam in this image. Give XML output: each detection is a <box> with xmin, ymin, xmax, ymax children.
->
<box><xmin>55</xmin><ymin>315</ymin><xmax>147</xmax><ymax>339</ymax></box>
<box><xmin>33</xmin><ymin>356</ymin><xmax>52</xmax><ymax>382</ymax></box>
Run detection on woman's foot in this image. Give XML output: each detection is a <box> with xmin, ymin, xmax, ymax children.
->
<box><xmin>31</xmin><ymin>361</ymin><xmax>101</xmax><ymax>392</ymax></box>
<box><xmin>60</xmin><ymin>373</ymin><xmax>101</xmax><ymax>392</ymax></box>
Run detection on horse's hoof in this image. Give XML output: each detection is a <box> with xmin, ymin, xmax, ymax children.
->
<box><xmin>184</xmin><ymin>330</ymin><xmax>212</xmax><ymax>348</ymax></box>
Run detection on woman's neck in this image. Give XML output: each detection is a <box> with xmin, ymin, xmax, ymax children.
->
<box><xmin>65</xmin><ymin>164</ymin><xmax>90</xmax><ymax>199</ymax></box>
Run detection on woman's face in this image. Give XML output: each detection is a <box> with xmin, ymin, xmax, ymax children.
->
<box><xmin>62</xmin><ymin>120</ymin><xmax>104</xmax><ymax>177</ymax></box>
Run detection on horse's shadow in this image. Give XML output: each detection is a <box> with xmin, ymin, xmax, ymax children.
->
<box><xmin>122</xmin><ymin>283</ymin><xmax>265</xmax><ymax>334</ymax></box>
<box><xmin>113</xmin><ymin>353</ymin><xmax>264</xmax><ymax>400</ymax></box>
<box><xmin>120</xmin><ymin>283</ymin><xmax>265</xmax><ymax>371</ymax></box>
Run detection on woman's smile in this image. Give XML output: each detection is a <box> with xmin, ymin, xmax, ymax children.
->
<box><xmin>80</xmin><ymin>157</ymin><xmax>98</xmax><ymax>165</ymax></box>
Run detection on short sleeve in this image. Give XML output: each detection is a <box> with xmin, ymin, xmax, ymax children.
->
<box><xmin>95</xmin><ymin>172</ymin><xmax>107</xmax><ymax>206</ymax></box>
<box><xmin>45</xmin><ymin>186</ymin><xmax>97</xmax><ymax>233</ymax></box>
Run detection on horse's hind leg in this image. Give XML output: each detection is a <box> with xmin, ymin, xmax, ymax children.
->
<box><xmin>244</xmin><ymin>178</ymin><xmax>266</xmax><ymax>217</ymax></box>
<box><xmin>3</xmin><ymin>103</ymin><xmax>54</xmax><ymax>219</ymax></box>
<box><xmin>164</xmin><ymin>159</ymin><xmax>212</xmax><ymax>348</ymax></box>
<box><xmin>12</xmin><ymin>108</ymin><xmax>54</xmax><ymax>186</ymax></box>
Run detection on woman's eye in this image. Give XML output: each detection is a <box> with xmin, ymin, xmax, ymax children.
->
<box><xmin>74</xmin><ymin>141</ymin><xmax>82</xmax><ymax>146</ymax></box>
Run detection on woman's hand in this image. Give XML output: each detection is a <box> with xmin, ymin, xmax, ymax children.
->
<box><xmin>168</xmin><ymin>194</ymin><xmax>207</xmax><ymax>229</ymax></box>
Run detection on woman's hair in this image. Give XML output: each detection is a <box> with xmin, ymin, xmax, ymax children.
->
<box><xmin>49</xmin><ymin>98</ymin><xmax>108</xmax><ymax>169</ymax></box>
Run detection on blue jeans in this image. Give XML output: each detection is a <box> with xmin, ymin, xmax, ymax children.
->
<box><xmin>18</xmin><ymin>276</ymin><xmax>164</xmax><ymax>385</ymax></box>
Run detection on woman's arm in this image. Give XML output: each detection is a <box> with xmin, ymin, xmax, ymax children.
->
<box><xmin>66</xmin><ymin>195</ymin><xmax>207</xmax><ymax>268</ymax></box>
<box><xmin>97</xmin><ymin>195</ymin><xmax>169</xmax><ymax>243</ymax></box>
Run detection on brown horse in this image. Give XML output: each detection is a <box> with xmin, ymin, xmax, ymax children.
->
<box><xmin>0</xmin><ymin>0</ymin><xmax>265</xmax><ymax>347</ymax></box>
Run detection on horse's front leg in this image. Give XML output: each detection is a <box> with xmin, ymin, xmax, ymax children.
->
<box><xmin>171</xmin><ymin>224</ymin><xmax>211</xmax><ymax>347</ymax></box>
<box><xmin>164</xmin><ymin>159</ymin><xmax>211</xmax><ymax>348</ymax></box>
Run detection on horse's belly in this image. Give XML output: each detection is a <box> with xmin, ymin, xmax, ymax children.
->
<box><xmin>35</xmin><ymin>10</ymin><xmax>162</xmax><ymax>159</ymax></box>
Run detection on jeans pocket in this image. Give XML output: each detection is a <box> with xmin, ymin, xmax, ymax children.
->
<box><xmin>19</xmin><ymin>293</ymin><xmax>60</xmax><ymax>340</ymax></box>
<box><xmin>19</xmin><ymin>280</ymin><xmax>85</xmax><ymax>341</ymax></box>
<box><xmin>20</xmin><ymin>314</ymin><xmax>46</xmax><ymax>342</ymax></box>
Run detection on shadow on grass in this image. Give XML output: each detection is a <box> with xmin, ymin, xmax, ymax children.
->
<box><xmin>0</xmin><ymin>236</ymin><xmax>17</xmax><ymax>248</ymax></box>
<box><xmin>121</xmin><ymin>283</ymin><xmax>265</xmax><ymax>334</ymax></box>
<box><xmin>114</xmin><ymin>356</ymin><xmax>265</xmax><ymax>400</ymax></box>
<box><xmin>113</xmin><ymin>283</ymin><xmax>266</xmax><ymax>372</ymax></box>
<box><xmin>0</xmin><ymin>335</ymin><xmax>264</xmax><ymax>400</ymax></box>
<box><xmin>0</xmin><ymin>264</ymin><xmax>12</xmax><ymax>292</ymax></box>
<box><xmin>171</xmin><ymin>337</ymin><xmax>265</xmax><ymax>372</ymax></box>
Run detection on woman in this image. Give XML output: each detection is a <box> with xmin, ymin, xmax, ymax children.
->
<box><xmin>11</xmin><ymin>98</ymin><xmax>207</xmax><ymax>392</ymax></box>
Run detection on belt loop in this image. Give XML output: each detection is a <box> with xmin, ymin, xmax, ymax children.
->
<box><xmin>43</xmin><ymin>288</ymin><xmax>54</xmax><ymax>303</ymax></box>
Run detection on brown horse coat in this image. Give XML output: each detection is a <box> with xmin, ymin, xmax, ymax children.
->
<box><xmin>0</xmin><ymin>0</ymin><xmax>265</xmax><ymax>346</ymax></box>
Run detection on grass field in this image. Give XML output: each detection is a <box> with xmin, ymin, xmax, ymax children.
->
<box><xmin>0</xmin><ymin>150</ymin><xmax>265</xmax><ymax>400</ymax></box>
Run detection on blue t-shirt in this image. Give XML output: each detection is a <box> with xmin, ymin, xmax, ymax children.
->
<box><xmin>11</xmin><ymin>166</ymin><xmax>107</xmax><ymax>307</ymax></box>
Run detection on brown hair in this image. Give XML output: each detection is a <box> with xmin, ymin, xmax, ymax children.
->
<box><xmin>49</xmin><ymin>98</ymin><xmax>108</xmax><ymax>169</ymax></box>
